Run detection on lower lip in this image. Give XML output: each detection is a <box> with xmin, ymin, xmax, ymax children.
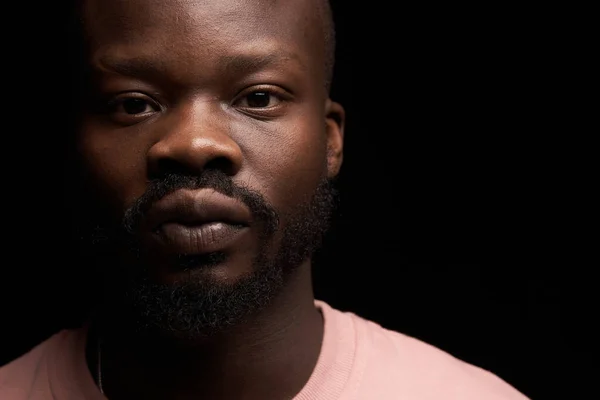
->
<box><xmin>154</xmin><ymin>222</ymin><xmax>249</xmax><ymax>254</ymax></box>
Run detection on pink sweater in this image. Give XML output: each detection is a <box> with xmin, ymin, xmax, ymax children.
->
<box><xmin>0</xmin><ymin>301</ymin><xmax>529</xmax><ymax>399</ymax></box>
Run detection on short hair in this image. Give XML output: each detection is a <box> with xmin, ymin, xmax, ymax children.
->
<box><xmin>319</xmin><ymin>0</ymin><xmax>337</xmax><ymax>93</ymax></box>
<box><xmin>69</xmin><ymin>0</ymin><xmax>336</xmax><ymax>93</ymax></box>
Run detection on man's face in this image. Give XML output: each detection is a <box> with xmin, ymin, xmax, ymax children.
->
<box><xmin>77</xmin><ymin>0</ymin><xmax>344</xmax><ymax>336</ymax></box>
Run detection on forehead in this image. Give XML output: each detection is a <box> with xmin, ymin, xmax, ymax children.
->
<box><xmin>81</xmin><ymin>0</ymin><xmax>324</xmax><ymax>77</ymax></box>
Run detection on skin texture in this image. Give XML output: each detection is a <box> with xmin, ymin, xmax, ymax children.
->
<box><xmin>75</xmin><ymin>0</ymin><xmax>344</xmax><ymax>399</ymax></box>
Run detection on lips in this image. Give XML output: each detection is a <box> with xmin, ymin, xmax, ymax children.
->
<box><xmin>143</xmin><ymin>189</ymin><xmax>252</xmax><ymax>254</ymax></box>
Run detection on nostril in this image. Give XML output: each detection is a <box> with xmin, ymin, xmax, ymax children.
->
<box><xmin>204</xmin><ymin>157</ymin><xmax>235</xmax><ymax>175</ymax></box>
<box><xmin>150</xmin><ymin>156</ymin><xmax>236</xmax><ymax>180</ymax></box>
<box><xmin>150</xmin><ymin>158</ymin><xmax>191</xmax><ymax>180</ymax></box>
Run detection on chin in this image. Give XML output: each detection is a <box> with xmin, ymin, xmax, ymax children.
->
<box><xmin>108</xmin><ymin>250</ymin><xmax>285</xmax><ymax>339</ymax></box>
<box><xmin>137</xmin><ymin>248</ymin><xmax>271</xmax><ymax>286</ymax></box>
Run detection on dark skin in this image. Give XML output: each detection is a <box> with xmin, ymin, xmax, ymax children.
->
<box><xmin>77</xmin><ymin>0</ymin><xmax>344</xmax><ymax>399</ymax></box>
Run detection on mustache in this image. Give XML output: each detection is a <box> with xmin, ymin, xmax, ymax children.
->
<box><xmin>122</xmin><ymin>171</ymin><xmax>279</xmax><ymax>236</ymax></box>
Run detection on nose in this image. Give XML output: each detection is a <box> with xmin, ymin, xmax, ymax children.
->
<box><xmin>147</xmin><ymin>102</ymin><xmax>243</xmax><ymax>178</ymax></box>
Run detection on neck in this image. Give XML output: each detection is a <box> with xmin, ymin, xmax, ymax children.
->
<box><xmin>87</xmin><ymin>262</ymin><xmax>324</xmax><ymax>400</ymax></box>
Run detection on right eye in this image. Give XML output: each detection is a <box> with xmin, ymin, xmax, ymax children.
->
<box><xmin>114</xmin><ymin>98</ymin><xmax>155</xmax><ymax>115</ymax></box>
<box><xmin>104</xmin><ymin>94</ymin><xmax>161</xmax><ymax>125</ymax></box>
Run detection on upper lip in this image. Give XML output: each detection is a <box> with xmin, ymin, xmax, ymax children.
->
<box><xmin>143</xmin><ymin>189</ymin><xmax>252</xmax><ymax>231</ymax></box>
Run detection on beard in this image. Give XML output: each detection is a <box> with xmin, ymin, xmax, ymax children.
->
<box><xmin>80</xmin><ymin>170</ymin><xmax>338</xmax><ymax>341</ymax></box>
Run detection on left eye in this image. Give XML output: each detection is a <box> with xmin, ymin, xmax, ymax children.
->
<box><xmin>237</xmin><ymin>91</ymin><xmax>280</xmax><ymax>108</ymax></box>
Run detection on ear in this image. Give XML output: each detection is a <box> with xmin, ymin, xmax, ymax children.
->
<box><xmin>324</xmin><ymin>99</ymin><xmax>345</xmax><ymax>178</ymax></box>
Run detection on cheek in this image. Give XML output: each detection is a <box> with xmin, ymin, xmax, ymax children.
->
<box><xmin>78</xmin><ymin>121</ymin><xmax>150</xmax><ymax>213</ymax></box>
<box><xmin>237</xmin><ymin>114</ymin><xmax>328</xmax><ymax>212</ymax></box>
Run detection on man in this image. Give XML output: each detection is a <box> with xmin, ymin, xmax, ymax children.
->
<box><xmin>0</xmin><ymin>0</ymin><xmax>529</xmax><ymax>399</ymax></box>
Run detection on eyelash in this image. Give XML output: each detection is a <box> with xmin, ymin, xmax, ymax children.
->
<box><xmin>103</xmin><ymin>93</ymin><xmax>160</xmax><ymax>114</ymax></box>
<box><xmin>100</xmin><ymin>85</ymin><xmax>292</xmax><ymax>123</ymax></box>
<box><xmin>236</xmin><ymin>85</ymin><xmax>288</xmax><ymax>100</ymax></box>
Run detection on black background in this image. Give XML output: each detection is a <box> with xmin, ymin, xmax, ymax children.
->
<box><xmin>1</xmin><ymin>1</ymin><xmax>595</xmax><ymax>399</ymax></box>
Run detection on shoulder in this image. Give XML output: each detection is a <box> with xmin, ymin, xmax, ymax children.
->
<box><xmin>321</xmin><ymin>302</ymin><xmax>529</xmax><ymax>400</ymax></box>
<box><xmin>0</xmin><ymin>330</ymin><xmax>70</xmax><ymax>398</ymax></box>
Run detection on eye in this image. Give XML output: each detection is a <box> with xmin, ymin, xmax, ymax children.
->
<box><xmin>235</xmin><ymin>89</ymin><xmax>283</xmax><ymax>109</ymax></box>
<box><xmin>120</xmin><ymin>98</ymin><xmax>154</xmax><ymax>114</ymax></box>
<box><xmin>101</xmin><ymin>93</ymin><xmax>161</xmax><ymax>125</ymax></box>
<box><xmin>109</xmin><ymin>97</ymin><xmax>158</xmax><ymax>115</ymax></box>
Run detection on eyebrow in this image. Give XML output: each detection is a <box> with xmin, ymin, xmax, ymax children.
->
<box><xmin>95</xmin><ymin>57</ymin><xmax>164</xmax><ymax>77</ymax></box>
<box><xmin>95</xmin><ymin>51</ymin><xmax>306</xmax><ymax>78</ymax></box>
<box><xmin>220</xmin><ymin>52</ymin><xmax>306</xmax><ymax>75</ymax></box>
